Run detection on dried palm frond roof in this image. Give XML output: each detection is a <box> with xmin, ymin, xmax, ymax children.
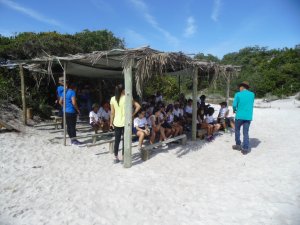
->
<box><xmin>1</xmin><ymin>46</ymin><xmax>240</xmax><ymax>95</ymax></box>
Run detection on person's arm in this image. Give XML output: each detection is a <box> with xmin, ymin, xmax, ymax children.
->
<box><xmin>59</xmin><ymin>97</ymin><xmax>63</xmax><ymax>106</ymax></box>
<box><xmin>225</xmin><ymin>109</ymin><xmax>229</xmax><ymax>118</ymax></box>
<box><xmin>110</xmin><ymin>104</ymin><xmax>115</xmax><ymax>128</ymax></box>
<box><xmin>132</xmin><ymin>100</ymin><xmax>141</xmax><ymax>117</ymax></box>
<box><xmin>232</xmin><ymin>93</ymin><xmax>239</xmax><ymax>113</ymax></box>
<box><xmin>71</xmin><ymin>96</ymin><xmax>80</xmax><ymax>114</ymax></box>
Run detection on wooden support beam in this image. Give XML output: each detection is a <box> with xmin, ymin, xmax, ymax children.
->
<box><xmin>63</xmin><ymin>62</ymin><xmax>67</xmax><ymax>146</ymax></box>
<box><xmin>226</xmin><ymin>73</ymin><xmax>231</xmax><ymax>105</ymax></box>
<box><xmin>192</xmin><ymin>67</ymin><xmax>198</xmax><ymax>141</ymax></box>
<box><xmin>123</xmin><ymin>64</ymin><xmax>133</xmax><ymax>168</ymax></box>
<box><xmin>98</xmin><ymin>79</ymin><xmax>103</xmax><ymax>104</ymax></box>
<box><xmin>19</xmin><ymin>64</ymin><xmax>27</xmax><ymax>125</ymax></box>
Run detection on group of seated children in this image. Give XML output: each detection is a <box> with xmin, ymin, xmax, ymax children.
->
<box><xmin>89</xmin><ymin>103</ymin><xmax>111</xmax><ymax>133</ymax></box>
<box><xmin>89</xmin><ymin>92</ymin><xmax>235</xmax><ymax>149</ymax></box>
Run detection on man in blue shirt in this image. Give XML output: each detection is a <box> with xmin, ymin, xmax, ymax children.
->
<box><xmin>60</xmin><ymin>83</ymin><xmax>82</xmax><ymax>146</ymax></box>
<box><xmin>232</xmin><ymin>81</ymin><xmax>255</xmax><ymax>155</ymax></box>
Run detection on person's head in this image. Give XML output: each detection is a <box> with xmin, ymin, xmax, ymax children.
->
<box><xmin>166</xmin><ymin>104</ymin><xmax>174</xmax><ymax>113</ymax></box>
<box><xmin>200</xmin><ymin>95</ymin><xmax>206</xmax><ymax>102</ymax></box>
<box><xmin>92</xmin><ymin>103</ymin><xmax>99</xmax><ymax>112</ymax></box>
<box><xmin>69</xmin><ymin>83</ymin><xmax>77</xmax><ymax>91</ymax></box>
<box><xmin>207</xmin><ymin>107</ymin><xmax>215</xmax><ymax>116</ymax></box>
<box><xmin>219</xmin><ymin>101</ymin><xmax>227</xmax><ymax>108</ymax></box>
<box><xmin>58</xmin><ymin>76</ymin><xmax>68</xmax><ymax>85</ymax></box>
<box><xmin>137</xmin><ymin>108</ymin><xmax>146</xmax><ymax>119</ymax></box>
<box><xmin>103</xmin><ymin>102</ymin><xmax>110</xmax><ymax>111</ymax></box>
<box><xmin>156</xmin><ymin>91</ymin><xmax>161</xmax><ymax>96</ymax></box>
<box><xmin>115</xmin><ymin>84</ymin><xmax>125</xmax><ymax>105</ymax></box>
<box><xmin>174</xmin><ymin>102</ymin><xmax>179</xmax><ymax>109</ymax></box>
<box><xmin>153</xmin><ymin>107</ymin><xmax>161</xmax><ymax>117</ymax></box>
<box><xmin>238</xmin><ymin>81</ymin><xmax>250</xmax><ymax>91</ymax></box>
<box><xmin>187</xmin><ymin>99</ymin><xmax>193</xmax><ymax>105</ymax></box>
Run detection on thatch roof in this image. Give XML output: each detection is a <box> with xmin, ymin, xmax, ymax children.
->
<box><xmin>1</xmin><ymin>47</ymin><xmax>240</xmax><ymax>95</ymax></box>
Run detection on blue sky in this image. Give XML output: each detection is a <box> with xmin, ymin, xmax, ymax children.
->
<box><xmin>0</xmin><ymin>0</ymin><xmax>299</xmax><ymax>58</ymax></box>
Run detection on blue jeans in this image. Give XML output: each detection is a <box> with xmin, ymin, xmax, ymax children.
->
<box><xmin>235</xmin><ymin>119</ymin><xmax>251</xmax><ymax>150</ymax></box>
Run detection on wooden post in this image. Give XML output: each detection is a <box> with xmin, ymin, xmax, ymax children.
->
<box><xmin>123</xmin><ymin>64</ymin><xmax>133</xmax><ymax>168</ymax></box>
<box><xmin>226</xmin><ymin>73</ymin><xmax>230</xmax><ymax>105</ymax></box>
<box><xmin>98</xmin><ymin>79</ymin><xmax>103</xmax><ymax>104</ymax></box>
<box><xmin>19</xmin><ymin>64</ymin><xmax>27</xmax><ymax>125</ymax></box>
<box><xmin>178</xmin><ymin>74</ymin><xmax>181</xmax><ymax>93</ymax></box>
<box><xmin>192</xmin><ymin>67</ymin><xmax>198</xmax><ymax>141</ymax></box>
<box><xmin>63</xmin><ymin>62</ymin><xmax>67</xmax><ymax>146</ymax></box>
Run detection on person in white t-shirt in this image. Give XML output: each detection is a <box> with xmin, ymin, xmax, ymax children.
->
<box><xmin>97</xmin><ymin>102</ymin><xmax>111</xmax><ymax>132</ymax></box>
<box><xmin>205</xmin><ymin>107</ymin><xmax>221</xmax><ymax>141</ymax></box>
<box><xmin>133</xmin><ymin>109</ymin><xmax>150</xmax><ymax>150</ymax></box>
<box><xmin>217</xmin><ymin>102</ymin><xmax>235</xmax><ymax>131</ymax></box>
<box><xmin>155</xmin><ymin>91</ymin><xmax>163</xmax><ymax>103</ymax></box>
<box><xmin>89</xmin><ymin>103</ymin><xmax>101</xmax><ymax>132</ymax></box>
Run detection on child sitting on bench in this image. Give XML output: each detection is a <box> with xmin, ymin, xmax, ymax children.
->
<box><xmin>133</xmin><ymin>108</ymin><xmax>150</xmax><ymax>150</ymax></box>
<box><xmin>89</xmin><ymin>103</ymin><xmax>101</xmax><ymax>133</ymax></box>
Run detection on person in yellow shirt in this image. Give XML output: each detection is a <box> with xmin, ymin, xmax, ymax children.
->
<box><xmin>110</xmin><ymin>84</ymin><xmax>141</xmax><ymax>163</ymax></box>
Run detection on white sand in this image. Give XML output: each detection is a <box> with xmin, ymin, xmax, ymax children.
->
<box><xmin>1</xmin><ymin>97</ymin><xmax>300</xmax><ymax>225</ymax></box>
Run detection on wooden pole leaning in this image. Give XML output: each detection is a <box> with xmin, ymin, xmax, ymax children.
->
<box><xmin>123</xmin><ymin>63</ymin><xmax>133</xmax><ymax>168</ymax></box>
<box><xmin>19</xmin><ymin>64</ymin><xmax>27</xmax><ymax>125</ymax></box>
<box><xmin>226</xmin><ymin>72</ymin><xmax>231</xmax><ymax>105</ymax></box>
<box><xmin>63</xmin><ymin>62</ymin><xmax>67</xmax><ymax>146</ymax></box>
<box><xmin>192</xmin><ymin>67</ymin><xmax>198</xmax><ymax>141</ymax></box>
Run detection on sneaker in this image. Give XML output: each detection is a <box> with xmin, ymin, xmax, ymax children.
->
<box><xmin>71</xmin><ymin>140</ymin><xmax>84</xmax><ymax>146</ymax></box>
<box><xmin>241</xmin><ymin>148</ymin><xmax>250</xmax><ymax>155</ymax></box>
<box><xmin>232</xmin><ymin>145</ymin><xmax>242</xmax><ymax>151</ymax></box>
<box><xmin>113</xmin><ymin>158</ymin><xmax>120</xmax><ymax>164</ymax></box>
<box><xmin>206</xmin><ymin>135</ymin><xmax>213</xmax><ymax>142</ymax></box>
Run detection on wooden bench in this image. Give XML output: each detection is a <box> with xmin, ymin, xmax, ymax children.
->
<box><xmin>34</xmin><ymin>122</ymin><xmax>61</xmax><ymax>130</ymax></box>
<box><xmin>70</xmin><ymin>131</ymin><xmax>114</xmax><ymax>144</ymax></box>
<box><xmin>84</xmin><ymin>138</ymin><xmax>115</xmax><ymax>152</ymax></box>
<box><xmin>141</xmin><ymin>134</ymin><xmax>187</xmax><ymax>161</ymax></box>
<box><xmin>50</xmin><ymin>116</ymin><xmax>62</xmax><ymax>123</ymax></box>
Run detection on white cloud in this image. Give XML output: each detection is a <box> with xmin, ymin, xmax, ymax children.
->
<box><xmin>184</xmin><ymin>16</ymin><xmax>196</xmax><ymax>37</ymax></box>
<box><xmin>129</xmin><ymin>0</ymin><xmax>179</xmax><ymax>47</ymax></box>
<box><xmin>124</xmin><ymin>29</ymin><xmax>148</xmax><ymax>47</ymax></box>
<box><xmin>211</xmin><ymin>0</ymin><xmax>222</xmax><ymax>22</ymax></box>
<box><xmin>0</xmin><ymin>0</ymin><xmax>62</xmax><ymax>27</ymax></box>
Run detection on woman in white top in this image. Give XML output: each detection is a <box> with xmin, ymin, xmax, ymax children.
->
<box><xmin>133</xmin><ymin>109</ymin><xmax>150</xmax><ymax>150</ymax></box>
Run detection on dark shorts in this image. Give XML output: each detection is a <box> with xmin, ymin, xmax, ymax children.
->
<box><xmin>161</xmin><ymin>122</ymin><xmax>172</xmax><ymax>129</ymax></box>
<box><xmin>218</xmin><ymin>118</ymin><xmax>225</xmax><ymax>123</ymax></box>
<box><xmin>90</xmin><ymin>122</ymin><xmax>99</xmax><ymax>129</ymax></box>
<box><xmin>133</xmin><ymin>126</ymin><xmax>146</xmax><ymax>135</ymax></box>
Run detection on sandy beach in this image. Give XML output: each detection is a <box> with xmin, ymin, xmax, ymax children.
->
<box><xmin>1</xmin><ymin>97</ymin><xmax>300</xmax><ymax>225</ymax></box>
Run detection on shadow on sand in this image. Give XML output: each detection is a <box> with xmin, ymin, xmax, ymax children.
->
<box><xmin>249</xmin><ymin>138</ymin><xmax>261</xmax><ymax>149</ymax></box>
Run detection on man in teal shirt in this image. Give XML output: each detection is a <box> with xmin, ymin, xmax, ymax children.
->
<box><xmin>232</xmin><ymin>81</ymin><xmax>255</xmax><ymax>155</ymax></box>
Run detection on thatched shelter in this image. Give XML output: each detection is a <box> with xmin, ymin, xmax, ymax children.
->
<box><xmin>1</xmin><ymin>46</ymin><xmax>239</xmax><ymax>168</ymax></box>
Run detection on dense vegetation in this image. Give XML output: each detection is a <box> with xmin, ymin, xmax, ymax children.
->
<box><xmin>195</xmin><ymin>46</ymin><xmax>300</xmax><ymax>98</ymax></box>
<box><xmin>0</xmin><ymin>29</ymin><xmax>124</xmax><ymax>59</ymax></box>
<box><xmin>0</xmin><ymin>30</ymin><xmax>124</xmax><ymax>117</ymax></box>
<box><xmin>0</xmin><ymin>30</ymin><xmax>299</xmax><ymax>118</ymax></box>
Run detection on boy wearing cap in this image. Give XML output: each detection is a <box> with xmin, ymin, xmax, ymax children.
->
<box><xmin>232</xmin><ymin>81</ymin><xmax>255</xmax><ymax>155</ymax></box>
